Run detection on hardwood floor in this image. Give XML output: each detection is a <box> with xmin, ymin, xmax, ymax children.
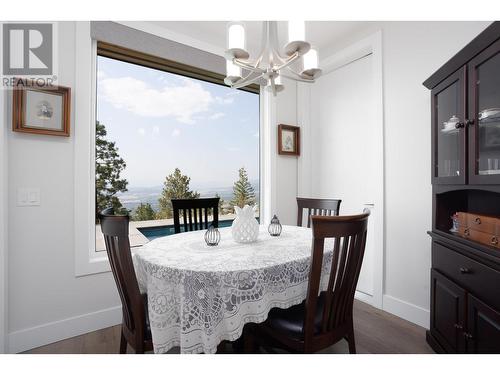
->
<box><xmin>24</xmin><ymin>300</ymin><xmax>434</xmax><ymax>354</ymax></box>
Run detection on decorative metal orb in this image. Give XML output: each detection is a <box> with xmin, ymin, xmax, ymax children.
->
<box><xmin>268</xmin><ymin>215</ymin><xmax>282</xmax><ymax>237</ymax></box>
<box><xmin>204</xmin><ymin>225</ymin><xmax>220</xmax><ymax>246</ymax></box>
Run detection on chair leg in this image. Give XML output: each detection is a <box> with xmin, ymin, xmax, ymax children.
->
<box><xmin>119</xmin><ymin>330</ymin><xmax>127</xmax><ymax>354</ymax></box>
<box><xmin>347</xmin><ymin>329</ymin><xmax>356</xmax><ymax>354</ymax></box>
<box><xmin>243</xmin><ymin>326</ymin><xmax>258</xmax><ymax>353</ymax></box>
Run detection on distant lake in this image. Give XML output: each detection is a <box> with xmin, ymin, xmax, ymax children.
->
<box><xmin>117</xmin><ymin>182</ymin><xmax>259</xmax><ymax>212</ymax></box>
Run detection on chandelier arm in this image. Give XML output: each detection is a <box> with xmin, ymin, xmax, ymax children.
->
<box><xmin>282</xmin><ymin>68</ymin><xmax>315</xmax><ymax>83</ymax></box>
<box><xmin>233</xmin><ymin>58</ymin><xmax>265</xmax><ymax>73</ymax></box>
<box><xmin>231</xmin><ymin>72</ymin><xmax>264</xmax><ymax>89</ymax></box>
<box><xmin>273</xmin><ymin>51</ymin><xmax>300</xmax><ymax>71</ymax></box>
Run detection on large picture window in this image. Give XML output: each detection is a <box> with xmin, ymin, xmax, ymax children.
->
<box><xmin>94</xmin><ymin>51</ymin><xmax>260</xmax><ymax>251</ymax></box>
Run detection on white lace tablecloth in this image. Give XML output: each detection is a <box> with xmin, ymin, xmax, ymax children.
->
<box><xmin>133</xmin><ymin>225</ymin><xmax>333</xmax><ymax>354</ymax></box>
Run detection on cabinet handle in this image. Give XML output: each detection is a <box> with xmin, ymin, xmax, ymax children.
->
<box><xmin>453</xmin><ymin>324</ymin><xmax>463</xmax><ymax>330</ymax></box>
<box><xmin>464</xmin><ymin>228</ymin><xmax>470</xmax><ymax>236</ymax></box>
<box><xmin>455</xmin><ymin>122</ymin><xmax>465</xmax><ymax>129</ymax></box>
<box><xmin>459</xmin><ymin>267</ymin><xmax>471</xmax><ymax>274</ymax></box>
<box><xmin>491</xmin><ymin>236</ymin><xmax>499</xmax><ymax>246</ymax></box>
<box><xmin>463</xmin><ymin>332</ymin><xmax>473</xmax><ymax>340</ymax></box>
<box><xmin>474</xmin><ymin>217</ymin><xmax>481</xmax><ymax>224</ymax></box>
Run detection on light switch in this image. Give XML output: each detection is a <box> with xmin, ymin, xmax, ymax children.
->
<box><xmin>17</xmin><ymin>188</ymin><xmax>40</xmax><ymax>206</ymax></box>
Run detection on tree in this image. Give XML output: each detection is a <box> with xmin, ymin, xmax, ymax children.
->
<box><xmin>95</xmin><ymin>121</ymin><xmax>128</xmax><ymax>217</ymax></box>
<box><xmin>230</xmin><ymin>167</ymin><xmax>256</xmax><ymax>209</ymax></box>
<box><xmin>215</xmin><ymin>193</ymin><xmax>225</xmax><ymax>215</ymax></box>
<box><xmin>133</xmin><ymin>203</ymin><xmax>156</xmax><ymax>221</ymax></box>
<box><xmin>157</xmin><ymin>168</ymin><xmax>200</xmax><ymax>219</ymax></box>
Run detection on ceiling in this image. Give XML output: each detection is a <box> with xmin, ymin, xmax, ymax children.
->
<box><xmin>149</xmin><ymin>21</ymin><xmax>380</xmax><ymax>59</ymax></box>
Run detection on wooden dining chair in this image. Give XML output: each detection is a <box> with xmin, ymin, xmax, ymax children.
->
<box><xmin>172</xmin><ymin>197</ymin><xmax>220</xmax><ymax>234</ymax></box>
<box><xmin>296</xmin><ymin>197</ymin><xmax>342</xmax><ymax>228</ymax></box>
<box><xmin>244</xmin><ymin>211</ymin><xmax>370</xmax><ymax>354</ymax></box>
<box><xmin>99</xmin><ymin>208</ymin><xmax>152</xmax><ymax>354</ymax></box>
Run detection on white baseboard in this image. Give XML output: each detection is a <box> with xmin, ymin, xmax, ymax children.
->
<box><xmin>8</xmin><ymin>305</ymin><xmax>122</xmax><ymax>353</ymax></box>
<box><xmin>382</xmin><ymin>294</ymin><xmax>429</xmax><ymax>329</ymax></box>
<box><xmin>355</xmin><ymin>290</ymin><xmax>375</xmax><ymax>305</ymax></box>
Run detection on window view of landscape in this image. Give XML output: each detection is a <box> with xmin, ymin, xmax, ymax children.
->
<box><xmin>95</xmin><ymin>56</ymin><xmax>259</xmax><ymax>249</ymax></box>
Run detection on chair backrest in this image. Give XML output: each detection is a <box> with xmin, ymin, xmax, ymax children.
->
<box><xmin>303</xmin><ymin>212</ymin><xmax>370</xmax><ymax>345</ymax></box>
<box><xmin>296</xmin><ymin>197</ymin><xmax>342</xmax><ymax>228</ymax></box>
<box><xmin>171</xmin><ymin>197</ymin><xmax>220</xmax><ymax>234</ymax></box>
<box><xmin>99</xmin><ymin>208</ymin><xmax>145</xmax><ymax>337</ymax></box>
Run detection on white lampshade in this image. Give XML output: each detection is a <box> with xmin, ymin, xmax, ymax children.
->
<box><xmin>303</xmin><ymin>48</ymin><xmax>318</xmax><ymax>71</ymax></box>
<box><xmin>288</xmin><ymin>21</ymin><xmax>305</xmax><ymax>43</ymax></box>
<box><xmin>227</xmin><ymin>22</ymin><xmax>246</xmax><ymax>50</ymax></box>
<box><xmin>226</xmin><ymin>60</ymin><xmax>241</xmax><ymax>78</ymax></box>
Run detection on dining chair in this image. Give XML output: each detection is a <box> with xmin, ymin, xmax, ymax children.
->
<box><xmin>172</xmin><ymin>197</ymin><xmax>220</xmax><ymax>234</ymax></box>
<box><xmin>99</xmin><ymin>208</ymin><xmax>152</xmax><ymax>354</ymax></box>
<box><xmin>296</xmin><ymin>197</ymin><xmax>342</xmax><ymax>228</ymax></box>
<box><xmin>244</xmin><ymin>211</ymin><xmax>370</xmax><ymax>354</ymax></box>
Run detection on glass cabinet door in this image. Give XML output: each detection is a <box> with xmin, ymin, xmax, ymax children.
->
<box><xmin>432</xmin><ymin>67</ymin><xmax>467</xmax><ymax>184</ymax></box>
<box><xmin>469</xmin><ymin>39</ymin><xmax>500</xmax><ymax>184</ymax></box>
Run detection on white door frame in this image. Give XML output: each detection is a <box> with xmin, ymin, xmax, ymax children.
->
<box><xmin>297</xmin><ymin>31</ymin><xmax>385</xmax><ymax>309</ymax></box>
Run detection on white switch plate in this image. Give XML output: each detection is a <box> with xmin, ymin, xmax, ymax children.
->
<box><xmin>17</xmin><ymin>188</ymin><xmax>40</xmax><ymax>206</ymax></box>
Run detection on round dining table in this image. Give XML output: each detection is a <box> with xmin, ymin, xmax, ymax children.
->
<box><xmin>133</xmin><ymin>225</ymin><xmax>333</xmax><ymax>354</ymax></box>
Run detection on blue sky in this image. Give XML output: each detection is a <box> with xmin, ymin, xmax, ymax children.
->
<box><xmin>96</xmin><ymin>56</ymin><xmax>260</xmax><ymax>188</ymax></box>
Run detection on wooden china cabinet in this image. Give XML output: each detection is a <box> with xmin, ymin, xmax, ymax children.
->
<box><xmin>423</xmin><ymin>22</ymin><xmax>500</xmax><ymax>354</ymax></box>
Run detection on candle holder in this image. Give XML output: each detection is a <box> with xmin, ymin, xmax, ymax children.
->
<box><xmin>204</xmin><ymin>225</ymin><xmax>220</xmax><ymax>246</ymax></box>
<box><xmin>268</xmin><ymin>215</ymin><xmax>282</xmax><ymax>237</ymax></box>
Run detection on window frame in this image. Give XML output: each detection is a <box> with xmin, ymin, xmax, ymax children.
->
<box><xmin>75</xmin><ymin>23</ymin><xmax>263</xmax><ymax>276</ymax></box>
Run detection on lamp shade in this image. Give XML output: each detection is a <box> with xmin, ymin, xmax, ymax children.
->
<box><xmin>227</xmin><ymin>22</ymin><xmax>246</xmax><ymax>50</ymax></box>
<box><xmin>288</xmin><ymin>21</ymin><xmax>305</xmax><ymax>42</ymax></box>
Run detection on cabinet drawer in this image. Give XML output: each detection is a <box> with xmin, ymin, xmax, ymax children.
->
<box><xmin>432</xmin><ymin>242</ymin><xmax>500</xmax><ymax>311</ymax></box>
<box><xmin>457</xmin><ymin>212</ymin><xmax>498</xmax><ymax>235</ymax></box>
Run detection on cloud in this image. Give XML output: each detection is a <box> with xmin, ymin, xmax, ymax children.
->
<box><xmin>171</xmin><ymin>128</ymin><xmax>181</xmax><ymax>137</ymax></box>
<box><xmin>97</xmin><ymin>70</ymin><xmax>107</xmax><ymax>80</ymax></box>
<box><xmin>152</xmin><ymin>126</ymin><xmax>160</xmax><ymax>135</ymax></box>
<box><xmin>138</xmin><ymin>128</ymin><xmax>145</xmax><ymax>136</ymax></box>
<box><xmin>215</xmin><ymin>95</ymin><xmax>234</xmax><ymax>105</ymax></box>
<box><xmin>210</xmin><ymin>112</ymin><xmax>225</xmax><ymax>120</ymax></box>
<box><xmin>98</xmin><ymin>77</ymin><xmax>214</xmax><ymax>124</ymax></box>
<box><xmin>226</xmin><ymin>146</ymin><xmax>240</xmax><ymax>152</ymax></box>
<box><xmin>253</xmin><ymin>131</ymin><xmax>259</xmax><ymax>138</ymax></box>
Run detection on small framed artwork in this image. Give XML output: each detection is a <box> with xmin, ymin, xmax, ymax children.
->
<box><xmin>278</xmin><ymin>124</ymin><xmax>300</xmax><ymax>156</ymax></box>
<box><xmin>12</xmin><ymin>81</ymin><xmax>71</xmax><ymax>137</ymax></box>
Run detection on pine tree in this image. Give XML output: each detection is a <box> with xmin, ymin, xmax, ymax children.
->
<box><xmin>95</xmin><ymin>121</ymin><xmax>128</xmax><ymax>218</ymax></box>
<box><xmin>230</xmin><ymin>167</ymin><xmax>256</xmax><ymax>209</ymax></box>
<box><xmin>215</xmin><ymin>193</ymin><xmax>225</xmax><ymax>215</ymax></box>
<box><xmin>157</xmin><ymin>168</ymin><xmax>200</xmax><ymax>219</ymax></box>
<box><xmin>133</xmin><ymin>203</ymin><xmax>156</xmax><ymax>221</ymax></box>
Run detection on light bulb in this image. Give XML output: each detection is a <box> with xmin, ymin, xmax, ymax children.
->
<box><xmin>227</xmin><ymin>22</ymin><xmax>245</xmax><ymax>50</ymax></box>
<box><xmin>303</xmin><ymin>48</ymin><xmax>318</xmax><ymax>71</ymax></box>
<box><xmin>288</xmin><ymin>21</ymin><xmax>305</xmax><ymax>43</ymax></box>
<box><xmin>226</xmin><ymin>60</ymin><xmax>241</xmax><ymax>78</ymax></box>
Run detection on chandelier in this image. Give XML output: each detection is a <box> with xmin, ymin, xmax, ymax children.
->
<box><xmin>224</xmin><ymin>21</ymin><xmax>322</xmax><ymax>95</ymax></box>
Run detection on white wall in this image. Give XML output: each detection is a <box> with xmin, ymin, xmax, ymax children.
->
<box><xmin>274</xmin><ymin>78</ymin><xmax>298</xmax><ymax>225</ymax></box>
<box><xmin>380</xmin><ymin>21</ymin><xmax>491</xmax><ymax>326</ymax></box>
<box><xmin>6</xmin><ymin>22</ymin><xmax>121</xmax><ymax>353</ymax></box>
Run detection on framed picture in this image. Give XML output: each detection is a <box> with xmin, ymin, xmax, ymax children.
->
<box><xmin>12</xmin><ymin>81</ymin><xmax>71</xmax><ymax>137</ymax></box>
<box><xmin>278</xmin><ymin>124</ymin><xmax>300</xmax><ymax>156</ymax></box>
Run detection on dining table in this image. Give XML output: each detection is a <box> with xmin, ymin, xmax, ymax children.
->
<box><xmin>133</xmin><ymin>224</ymin><xmax>334</xmax><ymax>354</ymax></box>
